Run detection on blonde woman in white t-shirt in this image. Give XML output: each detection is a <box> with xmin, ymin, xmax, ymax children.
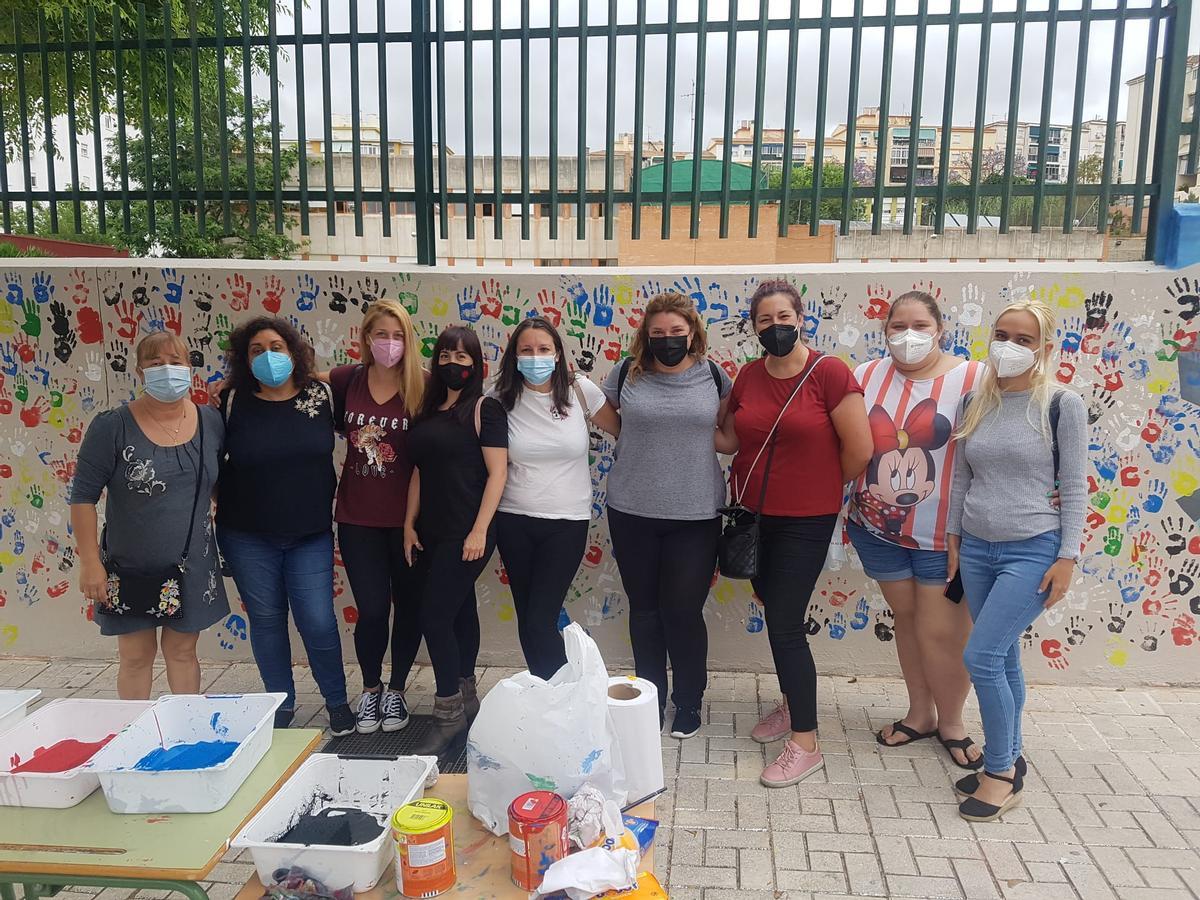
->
<box><xmin>491</xmin><ymin>317</ymin><xmax>621</xmax><ymax>678</ymax></box>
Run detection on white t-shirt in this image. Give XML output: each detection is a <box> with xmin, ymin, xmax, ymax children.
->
<box><xmin>495</xmin><ymin>376</ymin><xmax>607</xmax><ymax>520</ymax></box>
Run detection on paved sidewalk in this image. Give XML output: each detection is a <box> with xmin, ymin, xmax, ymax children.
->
<box><xmin>3</xmin><ymin>657</ymin><xmax>1199</xmax><ymax>900</ymax></box>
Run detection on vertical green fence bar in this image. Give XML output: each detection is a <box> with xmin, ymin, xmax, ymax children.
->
<box><xmin>689</xmin><ymin>0</ymin><xmax>709</xmax><ymax>241</ymax></box>
<box><xmin>165</xmin><ymin>1</ymin><xmax>182</xmax><ymax>234</ymax></box>
<box><xmin>435</xmin><ymin>0</ymin><xmax>449</xmax><ymax>239</ymax></box>
<box><xmin>410</xmin><ymin>0</ymin><xmax>436</xmax><ymax>264</ymax></box>
<box><xmin>111</xmin><ymin>7</ymin><xmax>132</xmax><ymax>233</ymax></box>
<box><xmin>1147</xmin><ymin>0</ymin><xmax>1192</xmax><ymax>260</ymax></box>
<box><xmin>606</xmin><ymin>0</ymin><xmax>619</xmax><ymax>242</ymax></box>
<box><xmin>810</xmin><ymin>0</ymin><xmax>831</xmax><ymax>237</ymax></box>
<box><xmin>241</xmin><ymin>0</ymin><xmax>257</xmax><ymax>233</ymax></box>
<box><xmin>293</xmin><ymin>0</ymin><xmax>309</xmax><ymax>236</ymax></box>
<box><xmin>871</xmin><ymin>0</ymin><xmax>896</xmax><ymax>234</ymax></box>
<box><xmin>840</xmin><ymin>0</ymin><xmax>864</xmax><ymax>236</ymax></box>
<box><xmin>88</xmin><ymin>8</ymin><xmax>106</xmax><ymax>232</ymax></box>
<box><xmin>137</xmin><ymin>5</ymin><xmax>154</xmax><ymax>233</ymax></box>
<box><xmin>776</xmin><ymin>0</ymin><xmax>799</xmax><ymax>239</ymax></box>
<box><xmin>493</xmin><ymin>0</ymin><xmax>503</xmax><ymax>241</ymax></box>
<box><xmin>630</xmin><ymin>0</ymin><xmax>646</xmax><ymax>240</ymax></box>
<box><xmin>1191</xmin><ymin>58</ymin><xmax>1200</xmax><ymax>176</ymax></box>
<box><xmin>661</xmin><ymin>0</ymin><xmax>678</xmax><ymax>240</ymax></box>
<box><xmin>465</xmin><ymin>0</ymin><xmax>476</xmax><ymax>240</ymax></box>
<box><xmin>13</xmin><ymin>13</ymin><xmax>34</xmax><ymax>232</ymax></box>
<box><xmin>216</xmin><ymin>1</ymin><xmax>231</xmax><ymax>233</ymax></box>
<box><xmin>577</xmin><ymin>0</ymin><xmax>589</xmax><ymax>242</ymax></box>
<box><xmin>1030</xmin><ymin>0</ymin><xmax>1058</xmax><ymax>233</ymax></box>
<box><xmin>520</xmin><ymin>0</ymin><xmax>530</xmax><ymax>240</ymax></box>
<box><xmin>718</xmin><ymin>2</ymin><xmax>737</xmax><ymax>239</ymax></box>
<box><xmin>1063</xmin><ymin>0</ymin><xmax>1091</xmax><ymax>233</ymax></box>
<box><xmin>967</xmin><ymin>0</ymin><xmax>992</xmax><ymax>233</ymax></box>
<box><xmin>0</xmin><ymin>80</ymin><xmax>9</xmax><ymax>233</ymax></box>
<box><xmin>37</xmin><ymin>10</ymin><xmax>59</xmax><ymax>234</ymax></box>
<box><xmin>1131</xmin><ymin>6</ymin><xmax>1160</xmax><ymax>234</ymax></box>
<box><xmin>320</xmin><ymin>0</ymin><xmax>335</xmax><ymax>236</ymax></box>
<box><xmin>374</xmin><ymin>0</ymin><xmax>390</xmax><ymax>239</ymax></box>
<box><xmin>934</xmin><ymin>0</ymin><xmax>960</xmax><ymax>235</ymax></box>
<box><xmin>548</xmin><ymin>0</ymin><xmax>557</xmax><ymax>241</ymax></box>
<box><xmin>64</xmin><ymin>9</ymin><xmax>85</xmax><ymax>233</ymax></box>
<box><xmin>1097</xmin><ymin>0</ymin><xmax>1127</xmax><ymax>235</ymax></box>
<box><xmin>267</xmin><ymin>0</ymin><xmax>282</xmax><ymax>235</ymax></box>
<box><xmin>999</xmin><ymin>0</ymin><xmax>1026</xmax><ymax>233</ymax></box>
<box><xmin>187</xmin><ymin>3</ymin><xmax>202</xmax><ymax>234</ymax></box>
<box><xmin>903</xmin><ymin>0</ymin><xmax>927</xmax><ymax>234</ymax></box>
<box><xmin>747</xmin><ymin>0</ymin><xmax>767</xmax><ymax>238</ymax></box>
<box><xmin>349</xmin><ymin>0</ymin><xmax>364</xmax><ymax>237</ymax></box>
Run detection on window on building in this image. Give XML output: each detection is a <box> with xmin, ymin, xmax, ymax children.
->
<box><xmin>481</xmin><ymin>203</ymin><xmax>494</xmax><ymax>217</ymax></box>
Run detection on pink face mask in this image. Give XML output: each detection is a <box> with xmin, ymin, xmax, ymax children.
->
<box><xmin>370</xmin><ymin>337</ymin><xmax>405</xmax><ymax>368</ymax></box>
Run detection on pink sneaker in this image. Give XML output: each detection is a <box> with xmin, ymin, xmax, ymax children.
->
<box><xmin>751</xmin><ymin>701</ymin><xmax>791</xmax><ymax>744</ymax></box>
<box><xmin>760</xmin><ymin>740</ymin><xmax>824</xmax><ymax>788</ymax></box>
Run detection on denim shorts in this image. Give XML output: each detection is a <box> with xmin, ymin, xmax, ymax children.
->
<box><xmin>847</xmin><ymin>521</ymin><xmax>949</xmax><ymax>586</ymax></box>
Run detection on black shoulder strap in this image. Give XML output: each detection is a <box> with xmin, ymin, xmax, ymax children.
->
<box><xmin>181</xmin><ymin>407</ymin><xmax>206</xmax><ymax>564</ymax></box>
<box><xmin>1050</xmin><ymin>390</ymin><xmax>1063</xmax><ymax>478</ymax></box>
<box><xmin>616</xmin><ymin>357</ymin><xmax>633</xmax><ymax>406</ymax></box>
<box><xmin>218</xmin><ymin>386</ymin><xmax>235</xmax><ymax>423</ymax></box>
<box><xmin>708</xmin><ymin>359</ymin><xmax>722</xmax><ymax>398</ymax></box>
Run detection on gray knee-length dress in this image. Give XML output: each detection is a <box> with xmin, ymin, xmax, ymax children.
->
<box><xmin>70</xmin><ymin>403</ymin><xmax>230</xmax><ymax>636</ymax></box>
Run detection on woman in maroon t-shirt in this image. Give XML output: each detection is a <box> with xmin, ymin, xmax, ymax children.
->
<box><xmin>717</xmin><ymin>280</ymin><xmax>872</xmax><ymax>789</ymax></box>
<box><xmin>324</xmin><ymin>299</ymin><xmax>427</xmax><ymax>735</ymax></box>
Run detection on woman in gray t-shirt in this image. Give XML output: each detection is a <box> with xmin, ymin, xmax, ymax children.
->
<box><xmin>70</xmin><ymin>332</ymin><xmax>228</xmax><ymax>700</ymax></box>
<box><xmin>601</xmin><ymin>292</ymin><xmax>731</xmax><ymax>741</ymax></box>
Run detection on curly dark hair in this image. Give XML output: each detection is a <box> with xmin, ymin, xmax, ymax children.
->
<box><xmin>494</xmin><ymin>317</ymin><xmax>572</xmax><ymax>417</ymax></box>
<box><xmin>223</xmin><ymin>316</ymin><xmax>317</xmax><ymax>393</ymax></box>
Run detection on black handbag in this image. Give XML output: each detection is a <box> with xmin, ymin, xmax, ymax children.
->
<box><xmin>718</xmin><ymin>356</ymin><xmax>824</xmax><ymax>580</ymax></box>
<box><xmin>97</xmin><ymin>409</ymin><xmax>206</xmax><ymax>622</ymax></box>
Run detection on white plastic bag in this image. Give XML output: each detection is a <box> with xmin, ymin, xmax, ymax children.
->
<box><xmin>467</xmin><ymin>623</ymin><xmax>627</xmax><ymax>835</ymax></box>
<box><xmin>531</xmin><ymin>847</ymin><xmax>639</xmax><ymax>899</ymax></box>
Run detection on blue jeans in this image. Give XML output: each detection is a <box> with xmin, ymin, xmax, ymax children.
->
<box><xmin>958</xmin><ymin>529</ymin><xmax>1060</xmax><ymax>774</ymax></box>
<box><xmin>217</xmin><ymin>526</ymin><xmax>348</xmax><ymax>710</ymax></box>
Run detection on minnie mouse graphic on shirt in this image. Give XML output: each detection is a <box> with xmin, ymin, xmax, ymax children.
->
<box><xmin>852</xmin><ymin>397</ymin><xmax>951</xmax><ymax>547</ymax></box>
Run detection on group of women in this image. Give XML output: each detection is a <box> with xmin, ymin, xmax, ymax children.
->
<box><xmin>69</xmin><ymin>280</ymin><xmax>1085</xmax><ymax>823</ymax></box>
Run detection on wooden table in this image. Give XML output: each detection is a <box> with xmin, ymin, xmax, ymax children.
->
<box><xmin>0</xmin><ymin>729</ymin><xmax>322</xmax><ymax>900</ymax></box>
<box><xmin>233</xmin><ymin>774</ymin><xmax>657</xmax><ymax>899</ymax></box>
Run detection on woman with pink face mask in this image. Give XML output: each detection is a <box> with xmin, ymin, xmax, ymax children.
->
<box><xmin>325</xmin><ymin>300</ymin><xmax>428</xmax><ymax>735</ymax></box>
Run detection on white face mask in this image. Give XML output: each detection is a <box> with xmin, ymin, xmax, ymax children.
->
<box><xmin>887</xmin><ymin>329</ymin><xmax>936</xmax><ymax>365</ymax></box>
<box><xmin>988</xmin><ymin>340</ymin><xmax>1038</xmax><ymax>378</ymax></box>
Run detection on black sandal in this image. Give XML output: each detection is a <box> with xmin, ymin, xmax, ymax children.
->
<box><xmin>954</xmin><ymin>755</ymin><xmax>1026</xmax><ymax>797</ymax></box>
<box><xmin>875</xmin><ymin>721</ymin><xmax>937</xmax><ymax>747</ymax></box>
<box><xmin>939</xmin><ymin>734</ymin><xmax>984</xmax><ymax>770</ymax></box>
<box><xmin>957</xmin><ymin>770</ymin><xmax>1024</xmax><ymax>822</ymax></box>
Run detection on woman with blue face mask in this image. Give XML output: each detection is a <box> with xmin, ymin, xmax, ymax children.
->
<box><xmin>214</xmin><ymin>317</ymin><xmax>353</xmax><ymax>736</ymax></box>
<box><xmin>490</xmin><ymin>317</ymin><xmax>620</xmax><ymax>678</ymax></box>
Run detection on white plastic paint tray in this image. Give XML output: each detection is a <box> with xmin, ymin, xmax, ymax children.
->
<box><xmin>0</xmin><ymin>698</ymin><xmax>152</xmax><ymax>809</ymax></box>
<box><xmin>231</xmin><ymin>754</ymin><xmax>438</xmax><ymax>893</ymax></box>
<box><xmin>0</xmin><ymin>689</ymin><xmax>41</xmax><ymax>737</ymax></box>
<box><xmin>86</xmin><ymin>692</ymin><xmax>285</xmax><ymax>814</ymax></box>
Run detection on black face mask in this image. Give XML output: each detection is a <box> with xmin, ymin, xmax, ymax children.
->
<box><xmin>436</xmin><ymin>361</ymin><xmax>474</xmax><ymax>390</ymax></box>
<box><xmin>648</xmin><ymin>335</ymin><xmax>690</xmax><ymax>367</ymax></box>
<box><xmin>757</xmin><ymin>324</ymin><xmax>799</xmax><ymax>358</ymax></box>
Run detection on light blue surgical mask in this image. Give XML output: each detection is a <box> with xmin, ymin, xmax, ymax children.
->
<box><xmin>142</xmin><ymin>364</ymin><xmax>192</xmax><ymax>402</ymax></box>
<box><xmin>516</xmin><ymin>356</ymin><xmax>556</xmax><ymax>385</ymax></box>
<box><xmin>251</xmin><ymin>350</ymin><xmax>294</xmax><ymax>387</ymax></box>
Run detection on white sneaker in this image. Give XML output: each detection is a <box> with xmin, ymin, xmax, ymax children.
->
<box><xmin>381</xmin><ymin>689</ymin><xmax>410</xmax><ymax>732</ymax></box>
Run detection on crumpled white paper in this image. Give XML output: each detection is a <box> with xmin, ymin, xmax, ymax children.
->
<box><xmin>531</xmin><ymin>847</ymin><xmax>640</xmax><ymax>900</ymax></box>
<box><xmin>567</xmin><ymin>782</ymin><xmax>624</xmax><ymax>849</ymax></box>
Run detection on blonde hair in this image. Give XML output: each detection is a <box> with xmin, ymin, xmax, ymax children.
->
<box><xmin>135</xmin><ymin>330</ymin><xmax>188</xmax><ymax>366</ymax></box>
<box><xmin>626</xmin><ymin>292</ymin><xmax>708</xmax><ymax>382</ymax></box>
<box><xmin>360</xmin><ymin>299</ymin><xmax>425</xmax><ymax>411</ymax></box>
<box><xmin>956</xmin><ymin>299</ymin><xmax>1058</xmax><ymax>441</ymax></box>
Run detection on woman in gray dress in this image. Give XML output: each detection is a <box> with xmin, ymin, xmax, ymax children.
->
<box><xmin>70</xmin><ymin>331</ymin><xmax>229</xmax><ymax>700</ymax></box>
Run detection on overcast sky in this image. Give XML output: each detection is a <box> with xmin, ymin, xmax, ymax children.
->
<box><xmin>253</xmin><ymin>0</ymin><xmax>1200</xmax><ymax>156</ymax></box>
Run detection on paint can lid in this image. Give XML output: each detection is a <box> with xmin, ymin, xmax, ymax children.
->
<box><xmin>392</xmin><ymin>798</ymin><xmax>453</xmax><ymax>834</ymax></box>
<box><xmin>508</xmin><ymin>790</ymin><xmax>567</xmax><ymax>824</ymax></box>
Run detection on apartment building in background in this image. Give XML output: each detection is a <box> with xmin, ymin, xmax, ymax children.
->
<box><xmin>1123</xmin><ymin>55</ymin><xmax>1199</xmax><ymax>191</ymax></box>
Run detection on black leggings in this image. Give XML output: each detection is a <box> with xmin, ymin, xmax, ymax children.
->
<box><xmin>495</xmin><ymin>512</ymin><xmax>589</xmax><ymax>679</ymax></box>
<box><xmin>751</xmin><ymin>514</ymin><xmax>838</xmax><ymax>733</ymax></box>
<box><xmin>416</xmin><ymin>536</ymin><xmax>493</xmax><ymax>697</ymax></box>
<box><xmin>606</xmin><ymin>507</ymin><xmax>721</xmax><ymax>711</ymax></box>
<box><xmin>337</xmin><ymin>523</ymin><xmax>421</xmax><ymax>692</ymax></box>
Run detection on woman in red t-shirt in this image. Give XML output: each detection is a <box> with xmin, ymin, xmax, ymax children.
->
<box><xmin>324</xmin><ymin>299</ymin><xmax>427</xmax><ymax>736</ymax></box>
<box><xmin>718</xmin><ymin>280</ymin><xmax>872</xmax><ymax>788</ymax></box>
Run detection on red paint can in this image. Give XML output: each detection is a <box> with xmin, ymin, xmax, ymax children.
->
<box><xmin>508</xmin><ymin>790</ymin><xmax>569</xmax><ymax>892</ymax></box>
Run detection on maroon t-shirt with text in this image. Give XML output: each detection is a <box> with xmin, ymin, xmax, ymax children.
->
<box><xmin>330</xmin><ymin>365</ymin><xmax>414</xmax><ymax>527</ymax></box>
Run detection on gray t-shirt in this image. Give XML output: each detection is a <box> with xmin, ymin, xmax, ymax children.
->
<box><xmin>601</xmin><ymin>359</ymin><xmax>732</xmax><ymax>520</ymax></box>
<box><xmin>946</xmin><ymin>388</ymin><xmax>1088</xmax><ymax>559</ymax></box>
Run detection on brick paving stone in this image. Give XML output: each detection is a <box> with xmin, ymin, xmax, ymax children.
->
<box><xmin>916</xmin><ymin>855</ymin><xmax>956</xmax><ymax>878</ymax></box>
<box><xmin>884</xmin><ymin>873</ymin><xmax>963</xmax><ymax>898</ymax></box>
<box><xmin>775</xmin><ymin>870</ymin><xmax>849</xmax><ymax>893</ymax></box>
<box><xmin>951</xmin><ymin>858</ymin><xmax>1002</xmax><ymax>900</ymax></box>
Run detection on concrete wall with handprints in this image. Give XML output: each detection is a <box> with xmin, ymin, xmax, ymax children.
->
<box><xmin>0</xmin><ymin>260</ymin><xmax>1197</xmax><ymax>685</ymax></box>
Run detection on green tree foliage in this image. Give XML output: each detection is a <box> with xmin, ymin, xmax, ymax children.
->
<box><xmin>768</xmin><ymin>160</ymin><xmax>868</xmax><ymax>226</ymax></box>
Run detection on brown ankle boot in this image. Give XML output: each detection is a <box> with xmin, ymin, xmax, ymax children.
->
<box><xmin>460</xmin><ymin>676</ymin><xmax>480</xmax><ymax>723</ymax></box>
<box><xmin>413</xmin><ymin>692</ymin><xmax>467</xmax><ymax>756</ymax></box>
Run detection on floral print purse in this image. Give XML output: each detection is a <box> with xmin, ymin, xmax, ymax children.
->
<box><xmin>98</xmin><ymin>410</ymin><xmax>205</xmax><ymax>621</ymax></box>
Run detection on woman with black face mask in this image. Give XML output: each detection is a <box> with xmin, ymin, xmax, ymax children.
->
<box><xmin>717</xmin><ymin>279</ymin><xmax>872</xmax><ymax>789</ymax></box>
<box><xmin>600</xmin><ymin>292</ymin><xmax>732</xmax><ymax>740</ymax></box>
<box><xmin>404</xmin><ymin>326</ymin><xmax>508</xmax><ymax>755</ymax></box>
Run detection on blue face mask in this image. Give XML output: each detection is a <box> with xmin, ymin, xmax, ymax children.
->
<box><xmin>142</xmin><ymin>364</ymin><xmax>192</xmax><ymax>402</ymax></box>
<box><xmin>516</xmin><ymin>355</ymin><xmax>557</xmax><ymax>385</ymax></box>
<box><xmin>251</xmin><ymin>350</ymin><xmax>294</xmax><ymax>387</ymax></box>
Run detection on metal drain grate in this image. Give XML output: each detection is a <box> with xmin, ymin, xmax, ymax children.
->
<box><xmin>321</xmin><ymin>715</ymin><xmax>469</xmax><ymax>774</ymax></box>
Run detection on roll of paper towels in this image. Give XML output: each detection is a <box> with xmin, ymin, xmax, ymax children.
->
<box><xmin>607</xmin><ymin>676</ymin><xmax>665</xmax><ymax>807</ymax></box>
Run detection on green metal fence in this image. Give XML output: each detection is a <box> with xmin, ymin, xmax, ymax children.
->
<box><xmin>0</xmin><ymin>0</ymin><xmax>1194</xmax><ymax>263</ymax></box>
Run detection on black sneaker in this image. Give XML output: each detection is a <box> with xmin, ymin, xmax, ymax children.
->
<box><xmin>356</xmin><ymin>689</ymin><xmax>382</xmax><ymax>734</ymax></box>
<box><xmin>381</xmin><ymin>689</ymin><xmax>410</xmax><ymax>733</ymax></box>
<box><xmin>328</xmin><ymin>703</ymin><xmax>355</xmax><ymax>737</ymax></box>
<box><xmin>670</xmin><ymin>706</ymin><xmax>702</xmax><ymax>739</ymax></box>
<box><xmin>274</xmin><ymin>707</ymin><xmax>295</xmax><ymax>729</ymax></box>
